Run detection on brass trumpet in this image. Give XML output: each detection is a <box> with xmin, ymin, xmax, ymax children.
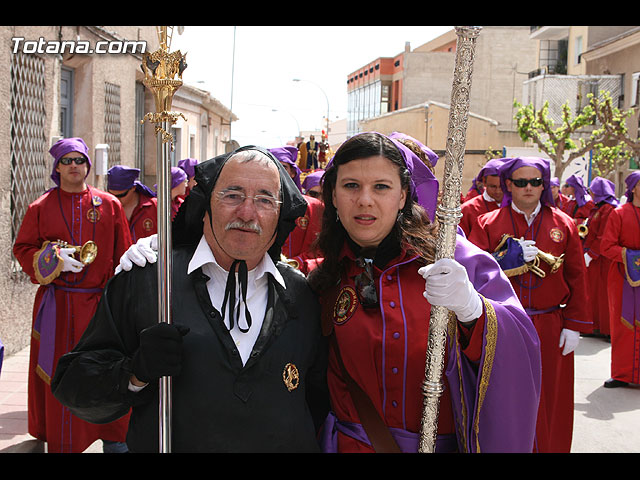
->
<box><xmin>577</xmin><ymin>221</ymin><xmax>589</xmax><ymax>239</ymax></box>
<box><xmin>536</xmin><ymin>250</ymin><xmax>565</xmax><ymax>274</ymax></box>
<box><xmin>56</xmin><ymin>239</ymin><xmax>98</xmax><ymax>265</ymax></box>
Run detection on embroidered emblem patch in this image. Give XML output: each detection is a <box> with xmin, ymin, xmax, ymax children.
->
<box><xmin>296</xmin><ymin>215</ymin><xmax>309</xmax><ymax>229</ymax></box>
<box><xmin>282</xmin><ymin>363</ymin><xmax>300</xmax><ymax>392</ymax></box>
<box><xmin>142</xmin><ymin>218</ymin><xmax>154</xmax><ymax>232</ymax></box>
<box><xmin>86</xmin><ymin>208</ymin><xmax>101</xmax><ymax>223</ymax></box>
<box><xmin>549</xmin><ymin>227</ymin><xmax>563</xmax><ymax>243</ymax></box>
<box><xmin>333</xmin><ymin>286</ymin><xmax>358</xmax><ymax>325</ymax></box>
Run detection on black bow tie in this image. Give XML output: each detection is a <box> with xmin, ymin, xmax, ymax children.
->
<box><xmin>221</xmin><ymin>259</ymin><xmax>252</xmax><ymax>333</ymax></box>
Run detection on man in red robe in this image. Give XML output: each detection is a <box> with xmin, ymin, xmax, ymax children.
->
<box><xmin>269</xmin><ymin>146</ymin><xmax>324</xmax><ymax>274</ymax></box>
<box><xmin>459</xmin><ymin>158</ymin><xmax>505</xmax><ymax>236</ymax></box>
<box><xmin>551</xmin><ymin>176</ymin><xmax>570</xmax><ymax>210</ymax></box>
<box><xmin>583</xmin><ymin>177</ymin><xmax>619</xmax><ymax>336</ymax></box>
<box><xmin>561</xmin><ymin>174</ymin><xmax>595</xmax><ymax>226</ymax></box>
<box><xmin>13</xmin><ymin>138</ymin><xmax>132</xmax><ymax>453</ymax></box>
<box><xmin>468</xmin><ymin>156</ymin><xmax>591</xmax><ymax>453</ymax></box>
<box><xmin>600</xmin><ymin>171</ymin><xmax>640</xmax><ymax>388</ymax></box>
<box><xmin>107</xmin><ymin>165</ymin><xmax>158</xmax><ymax>242</ymax></box>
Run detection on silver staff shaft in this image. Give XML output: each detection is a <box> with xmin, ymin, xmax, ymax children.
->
<box><xmin>418</xmin><ymin>26</ymin><xmax>482</xmax><ymax>454</ymax></box>
<box><xmin>156</xmin><ymin>120</ymin><xmax>173</xmax><ymax>453</ymax></box>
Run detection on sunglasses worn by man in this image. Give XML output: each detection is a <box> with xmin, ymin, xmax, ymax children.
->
<box><xmin>59</xmin><ymin>156</ymin><xmax>87</xmax><ymax>166</ymax></box>
<box><xmin>510</xmin><ymin>177</ymin><xmax>543</xmax><ymax>188</ymax></box>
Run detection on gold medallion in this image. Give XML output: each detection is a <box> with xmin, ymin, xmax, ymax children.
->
<box><xmin>549</xmin><ymin>227</ymin><xmax>563</xmax><ymax>243</ymax></box>
<box><xmin>282</xmin><ymin>363</ymin><xmax>300</xmax><ymax>392</ymax></box>
<box><xmin>333</xmin><ymin>286</ymin><xmax>358</xmax><ymax>325</ymax></box>
<box><xmin>142</xmin><ymin>217</ymin><xmax>155</xmax><ymax>232</ymax></box>
<box><xmin>86</xmin><ymin>208</ymin><xmax>101</xmax><ymax>223</ymax></box>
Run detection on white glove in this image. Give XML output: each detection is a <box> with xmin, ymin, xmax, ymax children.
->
<box><xmin>518</xmin><ymin>239</ymin><xmax>539</xmax><ymax>263</ymax></box>
<box><xmin>559</xmin><ymin>329</ymin><xmax>580</xmax><ymax>356</ymax></box>
<box><xmin>115</xmin><ymin>234</ymin><xmax>158</xmax><ymax>274</ymax></box>
<box><xmin>59</xmin><ymin>247</ymin><xmax>84</xmax><ymax>273</ymax></box>
<box><xmin>584</xmin><ymin>252</ymin><xmax>592</xmax><ymax>267</ymax></box>
<box><xmin>418</xmin><ymin>258</ymin><xmax>483</xmax><ymax>324</ymax></box>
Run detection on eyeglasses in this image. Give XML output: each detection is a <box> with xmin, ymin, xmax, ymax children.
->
<box><xmin>509</xmin><ymin>177</ymin><xmax>543</xmax><ymax>188</ymax></box>
<box><xmin>59</xmin><ymin>156</ymin><xmax>87</xmax><ymax>166</ymax></box>
<box><xmin>355</xmin><ymin>257</ymin><xmax>378</xmax><ymax>308</ymax></box>
<box><xmin>215</xmin><ymin>190</ymin><xmax>282</xmax><ymax>212</ymax></box>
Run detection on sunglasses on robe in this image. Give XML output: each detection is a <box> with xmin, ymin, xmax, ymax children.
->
<box><xmin>59</xmin><ymin>156</ymin><xmax>87</xmax><ymax>166</ymax></box>
<box><xmin>509</xmin><ymin>177</ymin><xmax>543</xmax><ymax>188</ymax></box>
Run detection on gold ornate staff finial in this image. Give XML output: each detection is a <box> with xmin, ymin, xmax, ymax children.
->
<box><xmin>140</xmin><ymin>26</ymin><xmax>187</xmax><ymax>148</ymax></box>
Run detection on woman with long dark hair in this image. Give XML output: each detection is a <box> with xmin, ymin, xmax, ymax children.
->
<box><xmin>309</xmin><ymin>132</ymin><xmax>542</xmax><ymax>453</ymax></box>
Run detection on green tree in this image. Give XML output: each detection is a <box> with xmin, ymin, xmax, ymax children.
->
<box><xmin>513</xmin><ymin>91</ymin><xmax>638</xmax><ymax>180</ymax></box>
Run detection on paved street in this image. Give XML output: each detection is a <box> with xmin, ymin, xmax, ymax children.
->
<box><xmin>0</xmin><ymin>335</ymin><xmax>638</xmax><ymax>453</ymax></box>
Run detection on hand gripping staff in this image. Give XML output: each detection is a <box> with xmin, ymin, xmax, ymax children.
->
<box><xmin>140</xmin><ymin>25</ymin><xmax>187</xmax><ymax>453</ymax></box>
<box><xmin>418</xmin><ymin>26</ymin><xmax>482</xmax><ymax>453</ymax></box>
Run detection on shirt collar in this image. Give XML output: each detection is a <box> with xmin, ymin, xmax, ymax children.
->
<box><xmin>482</xmin><ymin>189</ymin><xmax>498</xmax><ymax>203</ymax></box>
<box><xmin>510</xmin><ymin>200</ymin><xmax>541</xmax><ymax>225</ymax></box>
<box><xmin>187</xmin><ymin>235</ymin><xmax>286</xmax><ymax>289</ymax></box>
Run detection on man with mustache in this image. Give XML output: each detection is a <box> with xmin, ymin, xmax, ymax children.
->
<box><xmin>51</xmin><ymin>146</ymin><xmax>329</xmax><ymax>452</ymax></box>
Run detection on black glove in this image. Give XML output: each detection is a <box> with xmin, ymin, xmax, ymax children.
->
<box><xmin>131</xmin><ymin>323</ymin><xmax>190</xmax><ymax>383</ymax></box>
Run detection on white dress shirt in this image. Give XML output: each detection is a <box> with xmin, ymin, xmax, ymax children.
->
<box><xmin>482</xmin><ymin>189</ymin><xmax>498</xmax><ymax>203</ymax></box>
<box><xmin>187</xmin><ymin>235</ymin><xmax>286</xmax><ymax>366</ymax></box>
<box><xmin>129</xmin><ymin>236</ymin><xmax>287</xmax><ymax>391</ymax></box>
<box><xmin>511</xmin><ymin>200</ymin><xmax>541</xmax><ymax>226</ymax></box>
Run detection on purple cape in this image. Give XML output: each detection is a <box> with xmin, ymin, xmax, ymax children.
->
<box><xmin>446</xmin><ymin>235</ymin><xmax>541</xmax><ymax>452</ymax></box>
<box><xmin>387</xmin><ymin>136</ymin><xmax>440</xmax><ymax>223</ymax></box>
<box><xmin>269</xmin><ymin>146</ymin><xmax>302</xmax><ymax>191</ymax></box>
<box><xmin>589</xmin><ymin>176</ymin><xmax>618</xmax><ymax>206</ymax></box>
<box><xmin>178</xmin><ymin>158</ymin><xmax>198</xmax><ymax>178</ymax></box>
<box><xmin>302</xmin><ymin>169</ymin><xmax>324</xmax><ymax>193</ymax></box>
<box><xmin>624</xmin><ymin>171</ymin><xmax>640</xmax><ymax>203</ymax></box>
<box><xmin>476</xmin><ymin>158</ymin><xmax>504</xmax><ymax>181</ymax></box>
<box><xmin>566</xmin><ymin>174</ymin><xmax>591</xmax><ymax>207</ymax></box>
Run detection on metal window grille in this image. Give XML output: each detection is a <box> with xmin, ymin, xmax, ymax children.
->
<box><xmin>104</xmin><ymin>82</ymin><xmax>121</xmax><ymax>169</ymax></box>
<box><xmin>10</xmin><ymin>53</ymin><xmax>48</xmax><ymax>277</ymax></box>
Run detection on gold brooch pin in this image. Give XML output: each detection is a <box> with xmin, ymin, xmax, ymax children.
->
<box><xmin>282</xmin><ymin>363</ymin><xmax>300</xmax><ymax>392</ymax></box>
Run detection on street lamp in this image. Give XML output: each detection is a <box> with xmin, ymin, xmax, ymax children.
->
<box><xmin>292</xmin><ymin>78</ymin><xmax>330</xmax><ymax>143</ymax></box>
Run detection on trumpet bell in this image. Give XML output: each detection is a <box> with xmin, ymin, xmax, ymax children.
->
<box><xmin>56</xmin><ymin>239</ymin><xmax>98</xmax><ymax>265</ymax></box>
<box><xmin>578</xmin><ymin>224</ymin><xmax>588</xmax><ymax>239</ymax></box>
<box><xmin>78</xmin><ymin>241</ymin><xmax>98</xmax><ymax>265</ymax></box>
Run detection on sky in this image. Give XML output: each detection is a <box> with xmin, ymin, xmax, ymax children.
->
<box><xmin>170</xmin><ymin>26</ymin><xmax>453</xmax><ymax>149</ymax></box>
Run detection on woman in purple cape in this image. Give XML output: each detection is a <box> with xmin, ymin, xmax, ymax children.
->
<box><xmin>309</xmin><ymin>132</ymin><xmax>541</xmax><ymax>453</ymax></box>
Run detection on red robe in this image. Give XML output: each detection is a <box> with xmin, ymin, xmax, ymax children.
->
<box><xmin>318</xmin><ymin>237</ymin><xmax>541</xmax><ymax>453</ymax></box>
<box><xmin>469</xmin><ymin>204</ymin><xmax>591</xmax><ymax>453</ymax></box>
<box><xmin>459</xmin><ymin>194</ymin><xmax>500</xmax><ymax>237</ymax></box>
<box><xmin>13</xmin><ymin>186</ymin><xmax>132</xmax><ymax>452</ymax></box>
<box><xmin>128</xmin><ymin>193</ymin><xmax>158</xmax><ymax>242</ymax></box>
<box><xmin>554</xmin><ymin>192</ymin><xmax>570</xmax><ymax>210</ymax></box>
<box><xmin>281</xmin><ymin>194</ymin><xmax>324</xmax><ymax>274</ymax></box>
<box><xmin>601</xmin><ymin>202</ymin><xmax>640</xmax><ymax>384</ymax></box>
<box><xmin>583</xmin><ymin>202</ymin><xmax>616</xmax><ymax>335</ymax></box>
<box><xmin>562</xmin><ymin>197</ymin><xmax>595</xmax><ymax>225</ymax></box>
